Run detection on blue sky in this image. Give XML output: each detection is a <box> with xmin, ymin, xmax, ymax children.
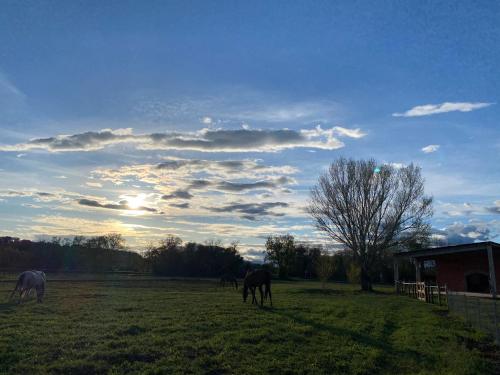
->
<box><xmin>0</xmin><ymin>1</ymin><xmax>499</xmax><ymax>259</ymax></box>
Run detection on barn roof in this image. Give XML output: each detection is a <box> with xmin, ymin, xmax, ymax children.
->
<box><xmin>394</xmin><ymin>241</ymin><xmax>500</xmax><ymax>259</ymax></box>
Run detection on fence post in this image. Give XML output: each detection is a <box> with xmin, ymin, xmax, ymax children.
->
<box><xmin>464</xmin><ymin>294</ymin><xmax>469</xmax><ymax>323</ymax></box>
<box><xmin>437</xmin><ymin>284</ymin><xmax>441</xmax><ymax>306</ymax></box>
<box><xmin>476</xmin><ymin>297</ymin><xmax>481</xmax><ymax>330</ymax></box>
<box><xmin>445</xmin><ymin>284</ymin><xmax>448</xmax><ymax>308</ymax></box>
<box><xmin>494</xmin><ymin>297</ymin><xmax>499</xmax><ymax>345</ymax></box>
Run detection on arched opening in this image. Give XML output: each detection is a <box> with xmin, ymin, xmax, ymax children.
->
<box><xmin>466</xmin><ymin>273</ymin><xmax>490</xmax><ymax>293</ymax></box>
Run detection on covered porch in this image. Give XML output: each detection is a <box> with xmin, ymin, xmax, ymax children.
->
<box><xmin>394</xmin><ymin>241</ymin><xmax>500</xmax><ymax>297</ymax></box>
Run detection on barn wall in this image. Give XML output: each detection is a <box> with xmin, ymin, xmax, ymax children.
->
<box><xmin>422</xmin><ymin>250</ymin><xmax>500</xmax><ymax>292</ymax></box>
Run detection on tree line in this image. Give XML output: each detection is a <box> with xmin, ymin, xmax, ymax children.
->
<box><xmin>0</xmin><ymin>235</ymin><xmax>249</xmax><ymax>277</ymax></box>
<box><xmin>0</xmin><ymin>234</ymin><xmax>147</xmax><ymax>273</ymax></box>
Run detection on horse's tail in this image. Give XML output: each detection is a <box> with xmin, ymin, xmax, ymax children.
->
<box><xmin>8</xmin><ymin>273</ymin><xmax>25</xmax><ymax>301</ymax></box>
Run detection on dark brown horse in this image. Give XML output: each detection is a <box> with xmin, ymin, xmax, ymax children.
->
<box><xmin>220</xmin><ymin>274</ymin><xmax>238</xmax><ymax>289</ymax></box>
<box><xmin>243</xmin><ymin>269</ymin><xmax>272</xmax><ymax>306</ymax></box>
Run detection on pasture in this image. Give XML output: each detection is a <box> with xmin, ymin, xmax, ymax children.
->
<box><xmin>0</xmin><ymin>278</ymin><xmax>498</xmax><ymax>374</ymax></box>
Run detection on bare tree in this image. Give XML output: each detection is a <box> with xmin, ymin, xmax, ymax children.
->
<box><xmin>308</xmin><ymin>158</ymin><xmax>432</xmax><ymax>291</ymax></box>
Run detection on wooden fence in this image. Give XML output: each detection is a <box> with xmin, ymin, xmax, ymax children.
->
<box><xmin>395</xmin><ymin>281</ymin><xmax>447</xmax><ymax>306</ymax></box>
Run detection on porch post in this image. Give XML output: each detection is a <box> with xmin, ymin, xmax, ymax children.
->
<box><xmin>415</xmin><ymin>258</ymin><xmax>422</xmax><ymax>282</ymax></box>
<box><xmin>487</xmin><ymin>244</ymin><xmax>497</xmax><ymax>298</ymax></box>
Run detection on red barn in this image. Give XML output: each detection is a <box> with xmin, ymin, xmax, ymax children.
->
<box><xmin>394</xmin><ymin>241</ymin><xmax>500</xmax><ymax>296</ymax></box>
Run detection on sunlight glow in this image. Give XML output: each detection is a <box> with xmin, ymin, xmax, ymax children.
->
<box><xmin>125</xmin><ymin>194</ymin><xmax>146</xmax><ymax>210</ymax></box>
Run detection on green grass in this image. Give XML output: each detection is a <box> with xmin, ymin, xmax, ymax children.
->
<box><xmin>0</xmin><ymin>279</ymin><xmax>498</xmax><ymax>374</ymax></box>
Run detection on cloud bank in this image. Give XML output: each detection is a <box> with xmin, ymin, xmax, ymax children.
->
<box><xmin>0</xmin><ymin>125</ymin><xmax>365</xmax><ymax>153</ymax></box>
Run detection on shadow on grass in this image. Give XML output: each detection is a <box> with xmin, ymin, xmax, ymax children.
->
<box><xmin>264</xmin><ymin>306</ymin><xmax>434</xmax><ymax>369</ymax></box>
<box><xmin>0</xmin><ymin>301</ymin><xmax>16</xmax><ymax>314</ymax></box>
<box><xmin>291</xmin><ymin>288</ymin><xmax>350</xmax><ymax>296</ymax></box>
<box><xmin>291</xmin><ymin>287</ymin><xmax>393</xmax><ymax>297</ymax></box>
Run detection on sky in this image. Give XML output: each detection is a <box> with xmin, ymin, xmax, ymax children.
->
<box><xmin>0</xmin><ymin>1</ymin><xmax>499</xmax><ymax>260</ymax></box>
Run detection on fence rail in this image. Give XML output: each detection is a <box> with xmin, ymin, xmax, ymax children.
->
<box><xmin>395</xmin><ymin>281</ymin><xmax>447</xmax><ymax>305</ymax></box>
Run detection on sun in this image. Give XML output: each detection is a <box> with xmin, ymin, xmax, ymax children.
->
<box><xmin>126</xmin><ymin>194</ymin><xmax>146</xmax><ymax>210</ymax></box>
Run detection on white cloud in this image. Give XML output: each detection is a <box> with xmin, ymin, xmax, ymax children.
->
<box><xmin>393</xmin><ymin>102</ymin><xmax>493</xmax><ymax>117</ymax></box>
<box><xmin>86</xmin><ymin>181</ymin><xmax>103</xmax><ymax>188</ymax></box>
<box><xmin>331</xmin><ymin>126</ymin><xmax>367</xmax><ymax>139</ymax></box>
<box><xmin>421</xmin><ymin>144</ymin><xmax>440</xmax><ymax>153</ymax></box>
<box><xmin>201</xmin><ymin>116</ymin><xmax>213</xmax><ymax>124</ymax></box>
<box><xmin>433</xmin><ymin>221</ymin><xmax>495</xmax><ymax>245</ymax></box>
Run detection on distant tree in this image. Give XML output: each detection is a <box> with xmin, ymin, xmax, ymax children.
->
<box><xmin>84</xmin><ymin>233</ymin><xmax>126</xmax><ymax>251</ymax></box>
<box><xmin>265</xmin><ymin>234</ymin><xmax>295</xmax><ymax>278</ymax></box>
<box><xmin>204</xmin><ymin>238</ymin><xmax>222</xmax><ymax>248</ymax></box>
<box><xmin>315</xmin><ymin>253</ymin><xmax>336</xmax><ymax>289</ymax></box>
<box><xmin>105</xmin><ymin>233</ymin><xmax>126</xmax><ymax>251</ymax></box>
<box><xmin>161</xmin><ymin>235</ymin><xmax>183</xmax><ymax>249</ymax></box>
<box><xmin>308</xmin><ymin>158</ymin><xmax>432</xmax><ymax>291</ymax></box>
<box><xmin>71</xmin><ymin>236</ymin><xmax>85</xmax><ymax>247</ymax></box>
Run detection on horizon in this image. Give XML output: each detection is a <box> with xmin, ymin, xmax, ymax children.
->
<box><xmin>1</xmin><ymin>1</ymin><xmax>499</xmax><ymax>261</ymax></box>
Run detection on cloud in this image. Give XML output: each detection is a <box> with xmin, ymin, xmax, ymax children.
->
<box><xmin>201</xmin><ymin>116</ymin><xmax>213</xmax><ymax>124</ymax></box>
<box><xmin>177</xmin><ymin>176</ymin><xmax>294</xmax><ymax>197</ymax></box>
<box><xmin>486</xmin><ymin>200</ymin><xmax>500</xmax><ymax>214</ymax></box>
<box><xmin>331</xmin><ymin>126</ymin><xmax>366</xmax><ymax>139</ymax></box>
<box><xmin>86</xmin><ymin>181</ymin><xmax>103</xmax><ymax>188</ymax></box>
<box><xmin>433</xmin><ymin>222</ymin><xmax>492</xmax><ymax>245</ymax></box>
<box><xmin>187</xmin><ymin>179</ymin><xmax>212</xmax><ymax>189</ymax></box>
<box><xmin>211</xmin><ymin>176</ymin><xmax>295</xmax><ymax>193</ymax></box>
<box><xmin>439</xmin><ymin>202</ymin><xmax>477</xmax><ymax>217</ymax></box>
<box><xmin>0</xmin><ymin>189</ymin><xmax>62</xmax><ymax>202</ymax></box>
<box><xmin>393</xmin><ymin>102</ymin><xmax>493</xmax><ymax>117</ymax></box>
<box><xmin>204</xmin><ymin>201</ymin><xmax>289</xmax><ymax>220</ymax></box>
<box><xmin>161</xmin><ymin>190</ymin><xmax>193</xmax><ymax>200</ymax></box>
<box><xmin>77</xmin><ymin>198</ymin><xmax>157</xmax><ymax>213</ymax></box>
<box><xmin>421</xmin><ymin>144</ymin><xmax>440</xmax><ymax>153</ymax></box>
<box><xmin>169</xmin><ymin>202</ymin><xmax>190</xmax><ymax>209</ymax></box>
<box><xmin>29</xmin><ymin>215</ymin><xmax>148</xmax><ymax>238</ymax></box>
<box><xmin>0</xmin><ymin>126</ymin><xmax>364</xmax><ymax>153</ymax></box>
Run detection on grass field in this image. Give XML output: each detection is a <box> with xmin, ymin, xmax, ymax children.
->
<box><xmin>0</xmin><ymin>278</ymin><xmax>498</xmax><ymax>374</ymax></box>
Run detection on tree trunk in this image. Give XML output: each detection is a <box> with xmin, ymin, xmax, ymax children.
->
<box><xmin>360</xmin><ymin>266</ymin><xmax>373</xmax><ymax>291</ymax></box>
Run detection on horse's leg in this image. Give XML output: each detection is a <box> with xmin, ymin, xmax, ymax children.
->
<box><xmin>267</xmin><ymin>283</ymin><xmax>272</xmax><ymax>307</ymax></box>
<box><xmin>18</xmin><ymin>289</ymin><xmax>26</xmax><ymax>304</ymax></box>
<box><xmin>259</xmin><ymin>285</ymin><xmax>264</xmax><ymax>306</ymax></box>
<box><xmin>251</xmin><ymin>287</ymin><xmax>257</xmax><ymax>304</ymax></box>
<box><xmin>36</xmin><ymin>285</ymin><xmax>44</xmax><ymax>303</ymax></box>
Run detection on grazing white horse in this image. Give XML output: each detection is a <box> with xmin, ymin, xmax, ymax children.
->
<box><xmin>9</xmin><ymin>270</ymin><xmax>46</xmax><ymax>303</ymax></box>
